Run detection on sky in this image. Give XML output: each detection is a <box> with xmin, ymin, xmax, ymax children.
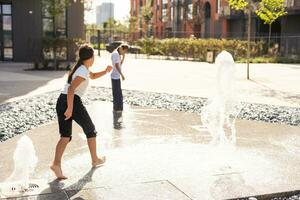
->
<box><xmin>85</xmin><ymin>0</ymin><xmax>130</xmax><ymax>24</ymax></box>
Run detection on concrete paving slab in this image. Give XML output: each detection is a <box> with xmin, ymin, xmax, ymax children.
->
<box><xmin>0</xmin><ymin>101</ymin><xmax>300</xmax><ymax>199</ymax></box>
<box><xmin>66</xmin><ymin>180</ymin><xmax>192</xmax><ymax>200</ymax></box>
<box><xmin>0</xmin><ymin>191</ymin><xmax>69</xmax><ymax>200</ymax></box>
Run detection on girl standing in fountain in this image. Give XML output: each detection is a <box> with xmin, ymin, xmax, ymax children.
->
<box><xmin>111</xmin><ymin>44</ymin><xmax>129</xmax><ymax>112</ymax></box>
<box><xmin>51</xmin><ymin>45</ymin><xmax>112</xmax><ymax>179</ymax></box>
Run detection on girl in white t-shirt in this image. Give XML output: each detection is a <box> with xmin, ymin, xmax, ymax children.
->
<box><xmin>50</xmin><ymin>45</ymin><xmax>112</xmax><ymax>179</ymax></box>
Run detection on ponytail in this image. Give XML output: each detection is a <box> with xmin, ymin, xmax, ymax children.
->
<box><xmin>67</xmin><ymin>59</ymin><xmax>83</xmax><ymax>84</ymax></box>
<box><xmin>67</xmin><ymin>44</ymin><xmax>94</xmax><ymax>84</ymax></box>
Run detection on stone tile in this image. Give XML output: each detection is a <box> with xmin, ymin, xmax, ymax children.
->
<box><xmin>1</xmin><ymin>103</ymin><xmax>300</xmax><ymax>199</ymax></box>
<box><xmin>66</xmin><ymin>180</ymin><xmax>191</xmax><ymax>200</ymax></box>
<box><xmin>1</xmin><ymin>191</ymin><xmax>68</xmax><ymax>200</ymax></box>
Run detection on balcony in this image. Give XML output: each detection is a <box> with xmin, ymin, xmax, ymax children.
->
<box><xmin>219</xmin><ymin>6</ymin><xmax>243</xmax><ymax>19</ymax></box>
<box><xmin>219</xmin><ymin>6</ymin><xmax>231</xmax><ymax>17</ymax></box>
<box><xmin>285</xmin><ymin>0</ymin><xmax>300</xmax><ymax>9</ymax></box>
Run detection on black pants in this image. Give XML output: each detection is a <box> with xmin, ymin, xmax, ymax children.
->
<box><xmin>111</xmin><ymin>79</ymin><xmax>123</xmax><ymax>111</ymax></box>
<box><xmin>56</xmin><ymin>94</ymin><xmax>97</xmax><ymax>140</ymax></box>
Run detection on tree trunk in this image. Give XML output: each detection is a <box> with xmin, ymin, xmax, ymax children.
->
<box><xmin>53</xmin><ymin>15</ymin><xmax>58</xmax><ymax>70</ymax></box>
<box><xmin>268</xmin><ymin>24</ymin><xmax>272</xmax><ymax>51</ymax></box>
<box><xmin>247</xmin><ymin>10</ymin><xmax>251</xmax><ymax>80</ymax></box>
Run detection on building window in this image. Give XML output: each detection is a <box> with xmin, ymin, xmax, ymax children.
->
<box><xmin>171</xmin><ymin>5</ymin><xmax>174</xmax><ymax>21</ymax></box>
<box><xmin>216</xmin><ymin>0</ymin><xmax>221</xmax><ymax>13</ymax></box>
<box><xmin>42</xmin><ymin>2</ymin><xmax>67</xmax><ymax>60</ymax></box>
<box><xmin>42</xmin><ymin>3</ymin><xmax>67</xmax><ymax>38</ymax></box>
<box><xmin>162</xmin><ymin>0</ymin><xmax>168</xmax><ymax>22</ymax></box>
<box><xmin>180</xmin><ymin>6</ymin><xmax>184</xmax><ymax>20</ymax></box>
<box><xmin>0</xmin><ymin>3</ymin><xmax>13</xmax><ymax>60</ymax></box>
<box><xmin>187</xmin><ymin>0</ymin><xmax>193</xmax><ymax>20</ymax></box>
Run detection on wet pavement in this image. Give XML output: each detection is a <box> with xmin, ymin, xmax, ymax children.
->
<box><xmin>1</xmin><ymin>101</ymin><xmax>300</xmax><ymax>199</ymax></box>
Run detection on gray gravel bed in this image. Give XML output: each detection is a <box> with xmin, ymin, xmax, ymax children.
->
<box><xmin>0</xmin><ymin>86</ymin><xmax>299</xmax><ymax>143</ymax></box>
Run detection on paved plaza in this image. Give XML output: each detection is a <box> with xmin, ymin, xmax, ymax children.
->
<box><xmin>0</xmin><ymin>102</ymin><xmax>300</xmax><ymax>199</ymax></box>
<box><xmin>0</xmin><ymin>52</ymin><xmax>299</xmax><ymax>107</ymax></box>
<box><xmin>0</xmin><ymin>56</ymin><xmax>300</xmax><ymax>199</ymax></box>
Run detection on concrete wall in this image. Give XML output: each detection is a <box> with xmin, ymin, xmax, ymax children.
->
<box><xmin>12</xmin><ymin>0</ymin><xmax>43</xmax><ymax>62</ymax></box>
<box><xmin>10</xmin><ymin>0</ymin><xmax>84</xmax><ymax>62</ymax></box>
<box><xmin>280</xmin><ymin>14</ymin><xmax>300</xmax><ymax>56</ymax></box>
<box><xmin>67</xmin><ymin>1</ymin><xmax>85</xmax><ymax>61</ymax></box>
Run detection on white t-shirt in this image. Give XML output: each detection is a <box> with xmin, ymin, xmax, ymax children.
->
<box><xmin>61</xmin><ymin>65</ymin><xmax>89</xmax><ymax>97</ymax></box>
<box><xmin>111</xmin><ymin>50</ymin><xmax>122</xmax><ymax>80</ymax></box>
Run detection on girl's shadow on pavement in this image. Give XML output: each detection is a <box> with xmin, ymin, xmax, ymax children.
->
<box><xmin>38</xmin><ymin>166</ymin><xmax>101</xmax><ymax>200</ymax></box>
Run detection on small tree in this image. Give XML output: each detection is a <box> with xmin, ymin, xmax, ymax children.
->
<box><xmin>255</xmin><ymin>0</ymin><xmax>287</xmax><ymax>49</ymax></box>
<box><xmin>141</xmin><ymin>0</ymin><xmax>154</xmax><ymax>37</ymax></box>
<box><xmin>228</xmin><ymin>0</ymin><xmax>288</xmax><ymax>79</ymax></box>
<box><xmin>192</xmin><ymin>0</ymin><xmax>205</xmax><ymax>38</ymax></box>
<box><xmin>228</xmin><ymin>0</ymin><xmax>258</xmax><ymax>80</ymax></box>
<box><xmin>129</xmin><ymin>16</ymin><xmax>138</xmax><ymax>41</ymax></box>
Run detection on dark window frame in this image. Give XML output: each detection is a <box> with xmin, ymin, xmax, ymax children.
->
<box><xmin>41</xmin><ymin>6</ymin><xmax>67</xmax><ymax>38</ymax></box>
<box><xmin>41</xmin><ymin>2</ymin><xmax>68</xmax><ymax>61</ymax></box>
<box><xmin>0</xmin><ymin>2</ymin><xmax>13</xmax><ymax>61</ymax></box>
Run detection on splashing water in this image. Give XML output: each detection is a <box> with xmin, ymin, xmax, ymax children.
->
<box><xmin>1</xmin><ymin>135</ymin><xmax>38</xmax><ymax>196</ymax></box>
<box><xmin>201</xmin><ymin>50</ymin><xmax>242</xmax><ymax>147</ymax></box>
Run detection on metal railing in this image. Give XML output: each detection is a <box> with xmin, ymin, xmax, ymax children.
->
<box><xmin>84</xmin><ymin>29</ymin><xmax>300</xmax><ymax>58</ymax></box>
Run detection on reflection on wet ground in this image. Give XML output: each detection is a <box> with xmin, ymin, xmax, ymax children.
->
<box><xmin>1</xmin><ymin>101</ymin><xmax>300</xmax><ymax>199</ymax></box>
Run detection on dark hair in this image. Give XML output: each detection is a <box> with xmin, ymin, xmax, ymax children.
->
<box><xmin>118</xmin><ymin>44</ymin><xmax>129</xmax><ymax>51</ymax></box>
<box><xmin>67</xmin><ymin>45</ymin><xmax>94</xmax><ymax>84</ymax></box>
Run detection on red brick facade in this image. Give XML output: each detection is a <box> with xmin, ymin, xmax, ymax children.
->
<box><xmin>130</xmin><ymin>0</ymin><xmax>230</xmax><ymax>40</ymax></box>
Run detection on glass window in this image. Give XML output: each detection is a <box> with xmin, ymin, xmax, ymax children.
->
<box><xmin>56</xmin><ymin>47</ymin><xmax>67</xmax><ymax>60</ymax></box>
<box><xmin>180</xmin><ymin>7</ymin><xmax>184</xmax><ymax>20</ymax></box>
<box><xmin>3</xmin><ymin>31</ymin><xmax>12</xmax><ymax>47</ymax></box>
<box><xmin>162</xmin><ymin>3</ymin><xmax>168</xmax><ymax>9</ymax></box>
<box><xmin>188</xmin><ymin>4</ymin><xmax>193</xmax><ymax>20</ymax></box>
<box><xmin>56</xmin><ymin>12</ymin><xmax>66</xmax><ymax>29</ymax></box>
<box><xmin>162</xmin><ymin>9</ymin><xmax>167</xmax><ymax>22</ymax></box>
<box><xmin>2</xmin><ymin>4</ymin><xmax>11</xmax><ymax>14</ymax></box>
<box><xmin>3</xmin><ymin>16</ymin><xmax>12</xmax><ymax>31</ymax></box>
<box><xmin>43</xmin><ymin>19</ymin><xmax>54</xmax><ymax>32</ymax></box>
<box><xmin>42</xmin><ymin>3</ymin><xmax>67</xmax><ymax>38</ymax></box>
<box><xmin>4</xmin><ymin>48</ymin><xmax>13</xmax><ymax>59</ymax></box>
<box><xmin>41</xmin><ymin>1</ymin><xmax>53</xmax><ymax>17</ymax></box>
<box><xmin>42</xmin><ymin>3</ymin><xmax>67</xmax><ymax>60</ymax></box>
<box><xmin>0</xmin><ymin>4</ymin><xmax>13</xmax><ymax>60</ymax></box>
<box><xmin>56</xmin><ymin>28</ymin><xmax>66</xmax><ymax>37</ymax></box>
<box><xmin>216</xmin><ymin>0</ymin><xmax>221</xmax><ymax>13</ymax></box>
<box><xmin>171</xmin><ymin>6</ymin><xmax>173</xmax><ymax>21</ymax></box>
<box><xmin>43</xmin><ymin>18</ymin><xmax>54</xmax><ymax>36</ymax></box>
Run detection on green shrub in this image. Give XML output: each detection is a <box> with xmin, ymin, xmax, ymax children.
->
<box><xmin>135</xmin><ymin>38</ymin><xmax>264</xmax><ymax>61</ymax></box>
<box><xmin>236</xmin><ymin>56</ymin><xmax>300</xmax><ymax>63</ymax></box>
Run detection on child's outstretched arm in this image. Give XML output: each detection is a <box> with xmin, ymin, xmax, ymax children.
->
<box><xmin>90</xmin><ymin>65</ymin><xmax>112</xmax><ymax>80</ymax></box>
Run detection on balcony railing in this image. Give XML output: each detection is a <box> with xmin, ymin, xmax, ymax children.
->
<box><xmin>219</xmin><ymin>6</ymin><xmax>231</xmax><ymax>16</ymax></box>
<box><xmin>285</xmin><ymin>0</ymin><xmax>300</xmax><ymax>8</ymax></box>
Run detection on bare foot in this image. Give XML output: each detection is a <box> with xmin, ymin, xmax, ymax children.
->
<box><xmin>50</xmin><ymin>164</ymin><xmax>68</xmax><ymax>179</ymax></box>
<box><xmin>92</xmin><ymin>156</ymin><xmax>106</xmax><ymax>167</ymax></box>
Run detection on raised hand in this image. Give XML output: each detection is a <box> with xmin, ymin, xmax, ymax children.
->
<box><xmin>106</xmin><ymin>65</ymin><xmax>113</xmax><ymax>73</ymax></box>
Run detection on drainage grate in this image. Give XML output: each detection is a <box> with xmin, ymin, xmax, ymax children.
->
<box><xmin>29</xmin><ymin>183</ymin><xmax>39</xmax><ymax>189</ymax></box>
<box><xmin>10</xmin><ymin>183</ymin><xmax>39</xmax><ymax>192</ymax></box>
